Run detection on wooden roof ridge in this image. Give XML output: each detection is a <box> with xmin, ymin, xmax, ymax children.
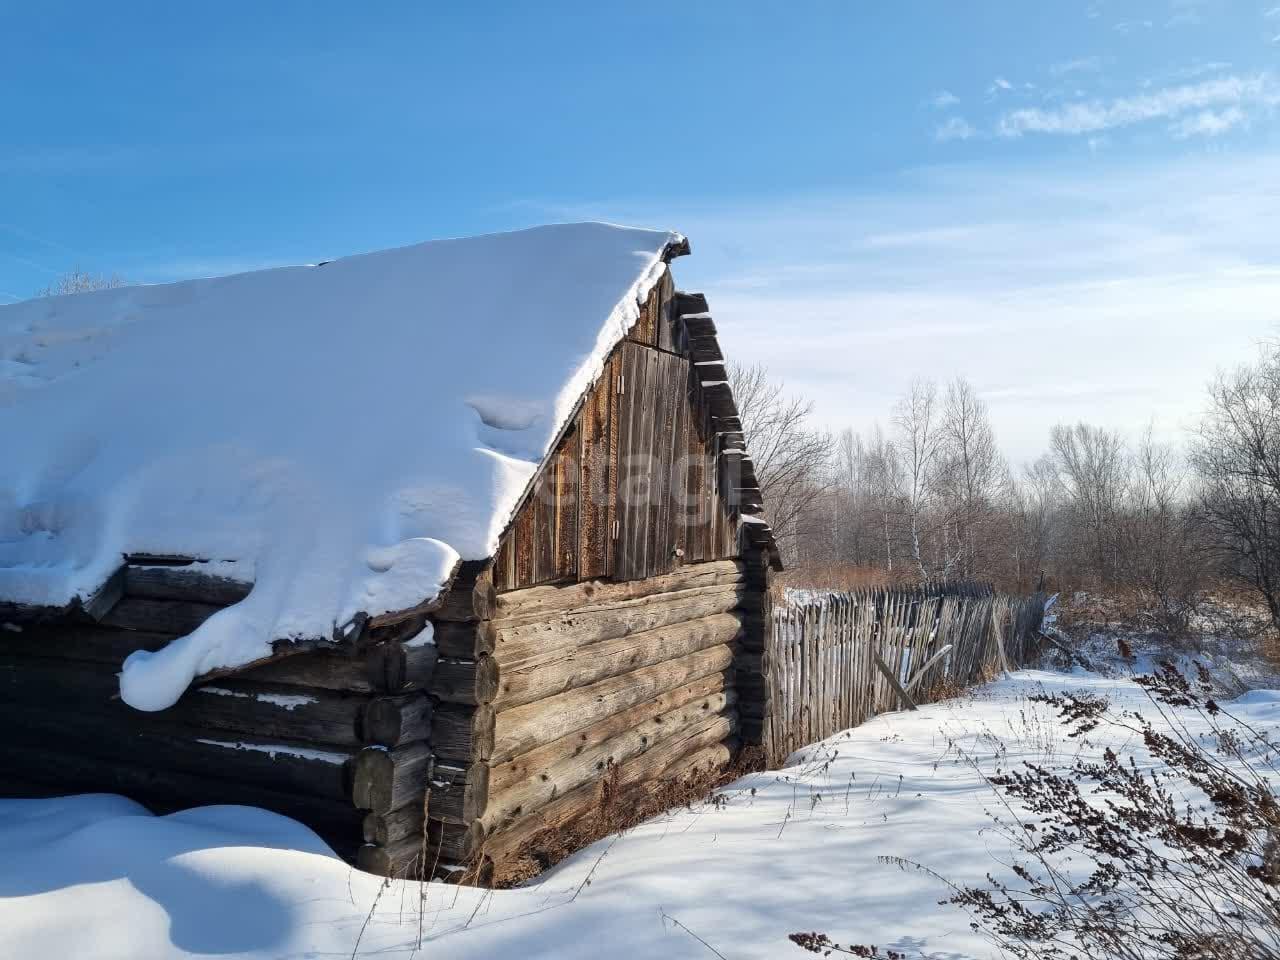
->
<box><xmin>673</xmin><ymin>290</ymin><xmax>782</xmax><ymax>571</ymax></box>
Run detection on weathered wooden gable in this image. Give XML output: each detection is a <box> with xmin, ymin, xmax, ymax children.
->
<box><xmin>491</xmin><ymin>271</ymin><xmax>749</xmax><ymax>592</ymax></box>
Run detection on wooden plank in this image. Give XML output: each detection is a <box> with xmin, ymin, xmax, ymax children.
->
<box><xmin>492</xmin><ymin>559</ymin><xmax>743</xmax><ymax>621</ymax></box>
<box><xmin>492</xmin><ymin>643</ymin><xmax>734</xmax><ymax>763</ymax></box>
<box><xmin>0</xmin><ymin>623</ymin><xmax>174</xmax><ymax>666</ymax></box>
<box><xmin>124</xmin><ymin>564</ymin><xmax>253</xmax><ymax>606</ymax></box>
<box><xmin>365</xmin><ymin>635</ymin><xmax>438</xmax><ymax>693</ymax></box>
<box><xmin>688</xmin><ymin>337</ymin><xmax>724</xmax><ymax>364</ymax></box>
<box><xmin>873</xmin><ymin>653</ymin><xmax>917</xmax><ymax>711</ymax></box>
<box><xmin>431</xmin><ymin>562</ymin><xmax>496</xmax><ymax>622</ymax></box>
<box><xmin>612</xmin><ymin>342</ymin><xmax>639</xmax><ymax>581</ymax></box>
<box><xmin>431</xmin><ymin>619</ymin><xmax>496</xmax><ymax>659</ymax></box>
<box><xmin>432</xmin><ymin>703</ymin><xmax>495</xmax><ymax>762</ymax></box>
<box><xmin>655</xmin><ymin>270</ymin><xmax>678</xmax><ymax>353</ymax></box>
<box><xmin>352</xmin><ymin>741</ymin><xmax>432</xmax><ymax>814</ymax></box>
<box><xmin>492</xmin><ymin>612</ymin><xmax>744</xmax><ymax>709</ymax></box>
<box><xmin>701</xmin><ymin>382</ymin><xmax>738</xmax><ymax>420</ymax></box>
<box><xmin>553</xmin><ymin>431</ymin><xmax>578</xmax><ymax>581</ymax></box>
<box><xmin>362</xmin><ymin>799</ymin><xmax>425</xmax><ymax>847</ymax></box>
<box><xmin>432</xmin><ymin>655</ymin><xmax>499</xmax><ymax>705</ymax></box>
<box><xmin>682</xmin><ymin>367</ymin><xmax>702</xmax><ymax>564</ymax></box>
<box><xmin>99</xmin><ymin>596</ymin><xmax>223</xmax><ymax>635</ymax></box>
<box><xmin>487</xmin><ymin>672</ymin><xmax>729</xmax><ymax>797</ymax></box>
<box><xmin>604</xmin><ymin>351</ymin><xmax>621</xmax><ymax>578</ymax></box>
<box><xmin>0</xmin><ymin>702</ymin><xmax>356</xmax><ymax>800</ymax></box>
<box><xmin>673</xmin><ymin>291</ymin><xmax>709</xmax><ymax>317</ymax></box>
<box><xmin>428</xmin><ymin>759</ymin><xmax>490</xmax><ymax>824</ymax></box>
<box><xmin>481</xmin><ymin>701</ymin><xmax>736</xmax><ymax>834</ymax></box>
<box><xmin>0</xmin><ymin>654</ymin><xmax>370</xmax><ymax>747</ymax></box>
<box><xmin>695</xmin><ymin>361</ymin><xmax>727</xmax><ymax>383</ymax></box>
<box><xmin>649</xmin><ymin>350</ymin><xmax>682</xmax><ymax>576</ymax></box>
<box><xmin>578</xmin><ymin>364</ymin><xmax>612</xmax><ymax>582</ymax></box>
<box><xmin>530</xmin><ymin>465</ymin><xmax>551</xmax><ymax>586</ymax></box>
<box><xmin>363</xmin><ymin>694</ymin><xmax>433</xmax><ymax>748</ymax></box>
<box><xmin>493</xmin><ymin>583</ymin><xmax>745</xmax><ymax>665</ymax></box>
<box><xmin>482</xmin><ymin>725</ymin><xmax>736</xmax><ymax>876</ymax></box>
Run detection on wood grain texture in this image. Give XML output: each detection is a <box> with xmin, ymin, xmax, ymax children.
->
<box><xmin>491</xmin><ymin>642</ymin><xmax>735</xmax><ymax>763</ymax></box>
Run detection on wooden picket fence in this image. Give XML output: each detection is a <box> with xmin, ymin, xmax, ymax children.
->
<box><xmin>763</xmin><ymin>585</ymin><xmax>1047</xmax><ymax>762</ymax></box>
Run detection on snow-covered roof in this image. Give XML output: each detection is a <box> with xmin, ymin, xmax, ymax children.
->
<box><xmin>0</xmin><ymin>222</ymin><xmax>685</xmax><ymax>709</ymax></box>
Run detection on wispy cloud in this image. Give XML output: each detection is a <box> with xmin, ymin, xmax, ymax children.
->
<box><xmin>1170</xmin><ymin>106</ymin><xmax>1249</xmax><ymax>138</ymax></box>
<box><xmin>998</xmin><ymin>72</ymin><xmax>1279</xmax><ymax>137</ymax></box>
<box><xmin>934</xmin><ymin>117</ymin><xmax>976</xmax><ymax>142</ymax></box>
<box><xmin>929</xmin><ymin>90</ymin><xmax>960</xmax><ymax>109</ymax></box>
<box><xmin>1050</xmin><ymin>56</ymin><xmax>1103</xmax><ymax>77</ymax></box>
<box><xmin>986</xmin><ymin>76</ymin><xmax>1013</xmax><ymax>98</ymax></box>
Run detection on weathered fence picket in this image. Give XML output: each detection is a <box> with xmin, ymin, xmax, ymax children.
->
<box><xmin>764</xmin><ymin>585</ymin><xmax>1046</xmax><ymax>763</ymax></box>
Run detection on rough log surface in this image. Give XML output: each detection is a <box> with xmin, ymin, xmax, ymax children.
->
<box><xmin>491</xmin><ymin>642</ymin><xmax>735</xmax><ymax>763</ymax></box>
<box><xmin>493</xmin><ymin>560</ymin><xmax>743</xmax><ymax>622</ymax></box>
<box><xmin>123</xmin><ymin>565</ymin><xmax>252</xmax><ymax>606</ymax></box>
<box><xmin>493</xmin><ymin>583</ymin><xmax>743</xmax><ymax>665</ymax></box>
<box><xmin>481</xmin><ymin>725</ymin><xmax>737</xmax><ymax>870</ymax></box>
<box><xmin>352</xmin><ymin>741</ymin><xmax>432</xmax><ymax>814</ymax></box>
<box><xmin>482</xmin><ymin>692</ymin><xmax>736</xmax><ymax>832</ymax></box>
<box><xmin>429</xmin><ymin>760</ymin><xmax>491</xmax><ymax>824</ymax></box>
<box><xmin>492</xmin><ymin>612</ymin><xmax>743</xmax><ymax>709</ymax></box>
<box><xmin>488</xmin><ymin>671</ymin><xmax>730</xmax><ymax>797</ymax></box>
<box><xmin>0</xmin><ymin>654</ymin><xmax>370</xmax><ymax>747</ymax></box>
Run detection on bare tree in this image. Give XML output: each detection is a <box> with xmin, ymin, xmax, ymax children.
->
<box><xmin>938</xmin><ymin>378</ymin><xmax>1006</xmax><ymax>577</ymax></box>
<box><xmin>1049</xmin><ymin>422</ymin><xmax>1129</xmax><ymax>585</ymax></box>
<box><xmin>1192</xmin><ymin>343</ymin><xmax>1280</xmax><ymax>631</ymax></box>
<box><xmin>893</xmin><ymin>379</ymin><xmax>946</xmax><ymax>578</ymax></box>
<box><xmin>38</xmin><ymin>268</ymin><xmax>127</xmax><ymax>298</ymax></box>
<box><xmin>729</xmin><ymin>363</ymin><xmax>832</xmax><ymax>565</ymax></box>
<box><xmin>1120</xmin><ymin>428</ymin><xmax>1204</xmax><ymax>632</ymax></box>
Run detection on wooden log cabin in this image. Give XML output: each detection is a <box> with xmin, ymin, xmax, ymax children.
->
<box><xmin>0</xmin><ymin>224</ymin><xmax>781</xmax><ymax>884</ymax></box>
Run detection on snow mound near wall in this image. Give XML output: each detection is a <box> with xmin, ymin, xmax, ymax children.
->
<box><xmin>0</xmin><ymin>222</ymin><xmax>679</xmax><ymax>709</ymax></box>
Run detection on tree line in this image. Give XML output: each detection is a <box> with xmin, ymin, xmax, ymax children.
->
<box><xmin>732</xmin><ymin>339</ymin><xmax>1280</xmax><ymax>634</ymax></box>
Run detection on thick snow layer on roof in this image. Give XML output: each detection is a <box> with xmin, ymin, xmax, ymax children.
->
<box><xmin>0</xmin><ymin>222</ymin><xmax>680</xmax><ymax>709</ymax></box>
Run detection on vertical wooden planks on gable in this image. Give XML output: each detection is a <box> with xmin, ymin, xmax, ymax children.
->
<box><xmin>552</xmin><ymin>428</ymin><xmax>578</xmax><ymax>581</ymax></box>
<box><xmin>665</xmin><ymin>353</ymin><xmax>690</xmax><ymax>572</ymax></box>
<box><xmin>613</xmin><ymin>342</ymin><xmax>649</xmax><ymax>581</ymax></box>
<box><xmin>578</xmin><ymin>362</ymin><xmax>612</xmax><ymax>582</ymax></box>
<box><xmin>634</xmin><ymin>347</ymin><xmax>661</xmax><ymax>578</ymax></box>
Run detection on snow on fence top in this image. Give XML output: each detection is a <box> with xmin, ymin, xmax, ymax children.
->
<box><xmin>0</xmin><ymin>222</ymin><xmax>683</xmax><ymax>710</ymax></box>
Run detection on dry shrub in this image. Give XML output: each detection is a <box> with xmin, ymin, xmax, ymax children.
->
<box><xmin>781</xmin><ymin>563</ymin><xmax>911</xmax><ymax>595</ymax></box>
<box><xmin>487</xmin><ymin>747</ymin><xmax>762</xmax><ymax>888</ymax></box>
<box><xmin>793</xmin><ymin>662</ymin><xmax>1280</xmax><ymax>959</ymax></box>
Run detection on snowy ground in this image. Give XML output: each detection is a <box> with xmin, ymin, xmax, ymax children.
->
<box><xmin>3</xmin><ymin>662</ymin><xmax>1277</xmax><ymax>960</ymax></box>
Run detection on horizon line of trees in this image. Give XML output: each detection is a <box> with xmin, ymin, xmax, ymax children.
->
<box><xmin>733</xmin><ymin>337</ymin><xmax>1280</xmax><ymax>635</ymax></box>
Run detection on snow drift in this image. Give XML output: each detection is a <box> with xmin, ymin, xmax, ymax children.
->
<box><xmin>0</xmin><ymin>222</ymin><xmax>681</xmax><ymax>709</ymax></box>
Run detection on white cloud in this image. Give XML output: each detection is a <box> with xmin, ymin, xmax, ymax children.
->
<box><xmin>1050</xmin><ymin>56</ymin><xmax>1103</xmax><ymax>77</ymax></box>
<box><xmin>998</xmin><ymin>71</ymin><xmax>1279</xmax><ymax>137</ymax></box>
<box><xmin>930</xmin><ymin>90</ymin><xmax>960</xmax><ymax>109</ymax></box>
<box><xmin>987</xmin><ymin>76</ymin><xmax>1013</xmax><ymax>97</ymax></box>
<box><xmin>1170</xmin><ymin>105</ymin><xmax>1249</xmax><ymax>137</ymax></box>
<box><xmin>934</xmin><ymin>117</ymin><xmax>976</xmax><ymax>142</ymax></box>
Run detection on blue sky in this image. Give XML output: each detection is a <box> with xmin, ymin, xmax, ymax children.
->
<box><xmin>3</xmin><ymin>1</ymin><xmax>1279</xmax><ymax>459</ymax></box>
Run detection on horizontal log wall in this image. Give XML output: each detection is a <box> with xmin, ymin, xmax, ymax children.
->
<box><xmin>2</xmin><ymin>551</ymin><xmax>770</xmax><ymax>884</ymax></box>
<box><xmin>0</xmin><ymin>560</ymin><xmax>440</xmax><ymax>865</ymax></box>
<box><xmin>389</xmin><ymin>557</ymin><xmax>769</xmax><ymax>882</ymax></box>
